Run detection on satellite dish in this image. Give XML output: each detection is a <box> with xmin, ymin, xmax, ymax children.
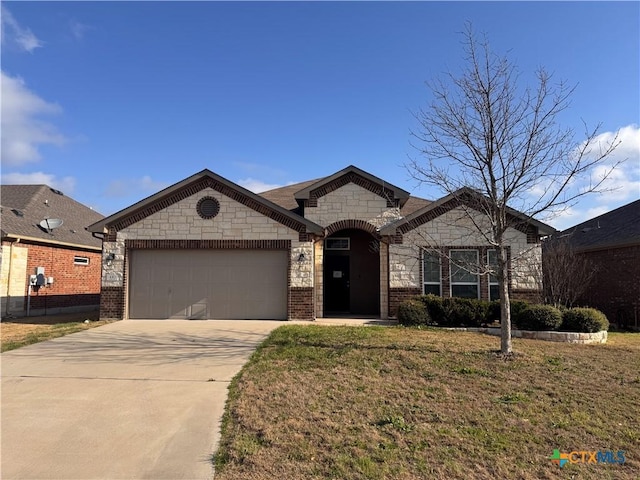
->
<box><xmin>39</xmin><ymin>218</ymin><xmax>64</xmax><ymax>232</ymax></box>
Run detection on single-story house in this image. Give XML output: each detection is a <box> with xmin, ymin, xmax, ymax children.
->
<box><xmin>1</xmin><ymin>185</ymin><xmax>104</xmax><ymax>317</ymax></box>
<box><xmin>87</xmin><ymin>166</ymin><xmax>555</xmax><ymax>321</ymax></box>
<box><xmin>550</xmin><ymin>199</ymin><xmax>640</xmax><ymax>328</ymax></box>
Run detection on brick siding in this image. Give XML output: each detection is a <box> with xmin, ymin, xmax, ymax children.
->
<box><xmin>23</xmin><ymin>243</ymin><xmax>101</xmax><ymax>314</ymax></box>
<box><xmin>577</xmin><ymin>245</ymin><xmax>640</xmax><ymax>328</ymax></box>
<box><xmin>100</xmin><ymin>286</ymin><xmax>126</xmax><ymax>319</ymax></box>
<box><xmin>388</xmin><ymin>287</ymin><xmax>422</xmax><ymax>317</ymax></box>
<box><xmin>290</xmin><ymin>287</ymin><xmax>314</xmax><ymax>320</ymax></box>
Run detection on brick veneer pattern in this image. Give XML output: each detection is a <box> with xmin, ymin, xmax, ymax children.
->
<box><xmin>290</xmin><ymin>287</ymin><xmax>314</xmax><ymax>320</ymax></box>
<box><xmin>100</xmin><ymin>286</ymin><xmax>125</xmax><ymax>319</ymax></box>
<box><xmin>124</xmin><ymin>239</ymin><xmax>291</xmax><ymax>250</ymax></box>
<box><xmin>388</xmin><ymin>287</ymin><xmax>422</xmax><ymax>317</ymax></box>
<box><xmin>325</xmin><ymin>219</ymin><xmax>380</xmax><ymax>237</ymax></box>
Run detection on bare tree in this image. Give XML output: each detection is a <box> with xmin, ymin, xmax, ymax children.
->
<box><xmin>408</xmin><ymin>24</ymin><xmax>620</xmax><ymax>354</ymax></box>
<box><xmin>543</xmin><ymin>237</ymin><xmax>596</xmax><ymax>308</ymax></box>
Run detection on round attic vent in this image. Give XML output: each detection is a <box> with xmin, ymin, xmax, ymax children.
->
<box><xmin>196</xmin><ymin>197</ymin><xmax>220</xmax><ymax>219</ymax></box>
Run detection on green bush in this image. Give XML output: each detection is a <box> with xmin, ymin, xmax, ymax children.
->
<box><xmin>447</xmin><ymin>297</ymin><xmax>486</xmax><ymax>327</ymax></box>
<box><xmin>561</xmin><ymin>308</ymin><xmax>609</xmax><ymax>333</ymax></box>
<box><xmin>397</xmin><ymin>299</ymin><xmax>430</xmax><ymax>326</ymax></box>
<box><xmin>510</xmin><ymin>300</ymin><xmax>530</xmax><ymax>326</ymax></box>
<box><xmin>517</xmin><ymin>304</ymin><xmax>563</xmax><ymax>331</ymax></box>
<box><xmin>418</xmin><ymin>295</ymin><xmax>486</xmax><ymax>327</ymax></box>
<box><xmin>419</xmin><ymin>294</ymin><xmax>445</xmax><ymax>324</ymax></box>
<box><xmin>486</xmin><ymin>299</ymin><xmax>529</xmax><ymax>325</ymax></box>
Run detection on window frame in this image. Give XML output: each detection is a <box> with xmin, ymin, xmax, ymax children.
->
<box><xmin>325</xmin><ymin>237</ymin><xmax>350</xmax><ymax>251</ymax></box>
<box><xmin>422</xmin><ymin>249</ymin><xmax>441</xmax><ymax>296</ymax></box>
<box><xmin>74</xmin><ymin>255</ymin><xmax>90</xmax><ymax>266</ymax></box>
<box><xmin>487</xmin><ymin>249</ymin><xmax>500</xmax><ymax>301</ymax></box>
<box><xmin>449</xmin><ymin>249</ymin><xmax>480</xmax><ymax>299</ymax></box>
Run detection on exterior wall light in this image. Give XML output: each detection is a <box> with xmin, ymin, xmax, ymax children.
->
<box><xmin>297</xmin><ymin>252</ymin><xmax>306</xmax><ymax>263</ymax></box>
<box><xmin>105</xmin><ymin>253</ymin><xmax>116</xmax><ymax>266</ymax></box>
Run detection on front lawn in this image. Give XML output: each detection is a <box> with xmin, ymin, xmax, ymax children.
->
<box><xmin>0</xmin><ymin>311</ymin><xmax>108</xmax><ymax>352</ymax></box>
<box><xmin>214</xmin><ymin>326</ymin><xmax>639</xmax><ymax>479</ymax></box>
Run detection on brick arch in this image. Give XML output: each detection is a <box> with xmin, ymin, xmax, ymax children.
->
<box><xmin>325</xmin><ymin>219</ymin><xmax>380</xmax><ymax>238</ymax></box>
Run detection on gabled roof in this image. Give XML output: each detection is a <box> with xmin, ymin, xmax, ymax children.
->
<box><xmin>87</xmin><ymin>169</ymin><xmax>324</xmax><ymax>235</ymax></box>
<box><xmin>1</xmin><ymin>184</ymin><xmax>104</xmax><ymax>249</ymax></box>
<box><xmin>259</xmin><ymin>179</ymin><xmax>321</xmax><ymax>213</ymax></box>
<box><xmin>379</xmin><ymin>187</ymin><xmax>556</xmax><ymax>237</ymax></box>
<box><xmin>293</xmin><ymin>165</ymin><xmax>411</xmax><ymax>207</ymax></box>
<box><xmin>260</xmin><ymin>177</ymin><xmax>430</xmax><ymax>216</ymax></box>
<box><xmin>553</xmin><ymin>199</ymin><xmax>640</xmax><ymax>251</ymax></box>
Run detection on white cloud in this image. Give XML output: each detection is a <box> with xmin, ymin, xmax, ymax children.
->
<box><xmin>103</xmin><ymin>176</ymin><xmax>169</xmax><ymax>198</ymax></box>
<box><xmin>1</xmin><ymin>171</ymin><xmax>76</xmax><ymax>193</ymax></box>
<box><xmin>1</xmin><ymin>5</ymin><xmax>43</xmax><ymax>53</ymax></box>
<box><xmin>584</xmin><ymin>124</ymin><xmax>640</xmax><ymax>201</ymax></box>
<box><xmin>69</xmin><ymin>20</ymin><xmax>91</xmax><ymax>40</ymax></box>
<box><xmin>1</xmin><ymin>71</ymin><xmax>68</xmax><ymax>166</ymax></box>
<box><xmin>537</xmin><ymin>124</ymin><xmax>640</xmax><ymax>231</ymax></box>
<box><xmin>237</xmin><ymin>177</ymin><xmax>286</xmax><ymax>193</ymax></box>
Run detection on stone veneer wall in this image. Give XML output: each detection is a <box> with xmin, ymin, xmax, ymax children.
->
<box><xmin>99</xmin><ymin>187</ymin><xmax>315</xmax><ymax>320</ymax></box>
<box><xmin>304</xmin><ymin>183</ymin><xmax>402</xmax><ymax>229</ymax></box>
<box><xmin>389</xmin><ymin>207</ymin><xmax>542</xmax><ymax>294</ymax></box>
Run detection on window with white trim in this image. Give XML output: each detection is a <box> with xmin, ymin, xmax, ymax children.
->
<box><xmin>74</xmin><ymin>256</ymin><xmax>90</xmax><ymax>265</ymax></box>
<box><xmin>450</xmin><ymin>250</ymin><xmax>479</xmax><ymax>299</ymax></box>
<box><xmin>422</xmin><ymin>250</ymin><xmax>441</xmax><ymax>295</ymax></box>
<box><xmin>487</xmin><ymin>250</ymin><xmax>500</xmax><ymax>301</ymax></box>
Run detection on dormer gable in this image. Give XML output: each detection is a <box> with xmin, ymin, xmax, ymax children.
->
<box><xmin>294</xmin><ymin>165</ymin><xmax>410</xmax><ymax>209</ymax></box>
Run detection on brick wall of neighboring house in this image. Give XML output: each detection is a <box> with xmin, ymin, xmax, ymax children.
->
<box><xmin>578</xmin><ymin>245</ymin><xmax>640</xmax><ymax>329</ymax></box>
<box><xmin>24</xmin><ymin>243</ymin><xmax>101</xmax><ymax>315</ymax></box>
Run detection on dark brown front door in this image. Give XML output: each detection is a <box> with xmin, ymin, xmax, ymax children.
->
<box><xmin>324</xmin><ymin>255</ymin><xmax>350</xmax><ymax>313</ymax></box>
<box><xmin>323</xmin><ymin>229</ymin><xmax>380</xmax><ymax>316</ymax></box>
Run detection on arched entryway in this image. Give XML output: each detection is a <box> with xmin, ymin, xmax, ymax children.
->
<box><xmin>323</xmin><ymin>228</ymin><xmax>380</xmax><ymax>316</ymax></box>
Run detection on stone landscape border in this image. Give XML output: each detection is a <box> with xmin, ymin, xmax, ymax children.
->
<box><xmin>445</xmin><ymin>327</ymin><xmax>608</xmax><ymax>344</ymax></box>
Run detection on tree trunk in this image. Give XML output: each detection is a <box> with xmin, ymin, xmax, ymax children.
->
<box><xmin>498</xmin><ymin>246</ymin><xmax>512</xmax><ymax>354</ymax></box>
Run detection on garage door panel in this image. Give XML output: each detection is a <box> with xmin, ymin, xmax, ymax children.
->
<box><xmin>129</xmin><ymin>249</ymin><xmax>287</xmax><ymax>320</ymax></box>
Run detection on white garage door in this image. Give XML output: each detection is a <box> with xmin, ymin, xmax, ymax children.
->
<box><xmin>129</xmin><ymin>249</ymin><xmax>288</xmax><ymax>320</ymax></box>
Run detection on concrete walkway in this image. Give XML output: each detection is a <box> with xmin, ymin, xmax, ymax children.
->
<box><xmin>1</xmin><ymin>320</ymin><xmax>283</xmax><ymax>480</ymax></box>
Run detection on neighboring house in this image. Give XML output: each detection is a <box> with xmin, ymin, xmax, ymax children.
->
<box><xmin>1</xmin><ymin>185</ymin><xmax>104</xmax><ymax>317</ymax></box>
<box><xmin>87</xmin><ymin>166</ymin><xmax>555</xmax><ymax>321</ymax></box>
<box><xmin>551</xmin><ymin>199</ymin><xmax>640</xmax><ymax>328</ymax></box>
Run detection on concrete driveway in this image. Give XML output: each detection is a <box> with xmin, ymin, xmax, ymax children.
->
<box><xmin>1</xmin><ymin>320</ymin><xmax>283</xmax><ymax>480</ymax></box>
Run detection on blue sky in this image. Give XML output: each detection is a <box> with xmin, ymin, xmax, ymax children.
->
<box><xmin>2</xmin><ymin>1</ymin><xmax>638</xmax><ymax>230</ymax></box>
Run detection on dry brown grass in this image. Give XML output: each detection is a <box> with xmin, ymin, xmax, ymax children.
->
<box><xmin>214</xmin><ymin>326</ymin><xmax>640</xmax><ymax>480</ymax></box>
<box><xmin>1</xmin><ymin>311</ymin><xmax>108</xmax><ymax>351</ymax></box>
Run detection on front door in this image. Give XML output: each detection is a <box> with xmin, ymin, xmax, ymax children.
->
<box><xmin>324</xmin><ymin>255</ymin><xmax>350</xmax><ymax>313</ymax></box>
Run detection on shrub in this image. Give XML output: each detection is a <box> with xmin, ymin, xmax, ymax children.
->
<box><xmin>561</xmin><ymin>308</ymin><xmax>609</xmax><ymax>333</ymax></box>
<box><xmin>510</xmin><ymin>300</ymin><xmax>529</xmax><ymax>326</ymax></box>
<box><xmin>486</xmin><ymin>299</ymin><xmax>529</xmax><ymax>325</ymax></box>
<box><xmin>517</xmin><ymin>304</ymin><xmax>563</xmax><ymax>331</ymax></box>
<box><xmin>397</xmin><ymin>299</ymin><xmax>430</xmax><ymax>326</ymax></box>
<box><xmin>419</xmin><ymin>294</ymin><xmax>445</xmax><ymax>325</ymax></box>
<box><xmin>447</xmin><ymin>297</ymin><xmax>486</xmax><ymax>327</ymax></box>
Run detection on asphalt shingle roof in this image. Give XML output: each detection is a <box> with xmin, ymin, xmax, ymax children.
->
<box><xmin>555</xmin><ymin>199</ymin><xmax>640</xmax><ymax>251</ymax></box>
<box><xmin>1</xmin><ymin>185</ymin><xmax>104</xmax><ymax>249</ymax></box>
<box><xmin>258</xmin><ymin>179</ymin><xmax>432</xmax><ymax>216</ymax></box>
